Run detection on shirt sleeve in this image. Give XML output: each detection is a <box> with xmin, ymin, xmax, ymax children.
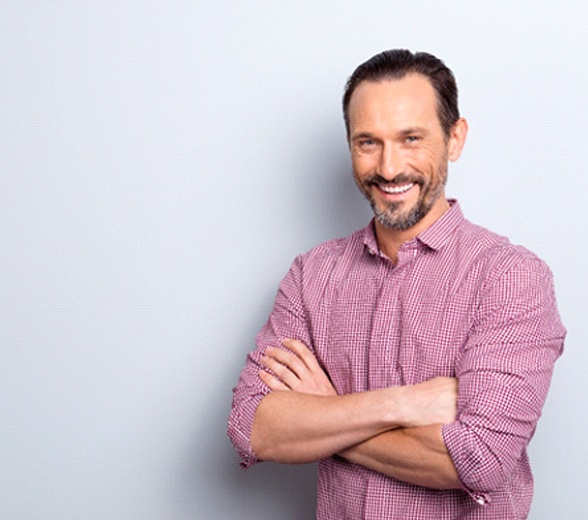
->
<box><xmin>442</xmin><ymin>255</ymin><xmax>566</xmax><ymax>500</ymax></box>
<box><xmin>227</xmin><ymin>255</ymin><xmax>314</xmax><ymax>469</ymax></box>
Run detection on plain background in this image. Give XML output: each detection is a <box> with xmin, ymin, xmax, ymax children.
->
<box><xmin>1</xmin><ymin>2</ymin><xmax>587</xmax><ymax>519</ymax></box>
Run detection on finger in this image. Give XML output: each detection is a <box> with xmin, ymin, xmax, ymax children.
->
<box><xmin>282</xmin><ymin>338</ymin><xmax>324</xmax><ymax>373</ymax></box>
<box><xmin>264</xmin><ymin>346</ymin><xmax>308</xmax><ymax>379</ymax></box>
<box><xmin>260</xmin><ymin>353</ymin><xmax>303</xmax><ymax>389</ymax></box>
<box><xmin>280</xmin><ymin>340</ymin><xmax>337</xmax><ymax>397</ymax></box>
<box><xmin>259</xmin><ymin>369</ymin><xmax>290</xmax><ymax>392</ymax></box>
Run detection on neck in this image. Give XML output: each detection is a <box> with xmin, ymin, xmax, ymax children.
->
<box><xmin>374</xmin><ymin>198</ymin><xmax>450</xmax><ymax>264</ymax></box>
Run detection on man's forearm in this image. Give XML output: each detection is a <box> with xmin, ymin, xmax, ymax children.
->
<box><xmin>251</xmin><ymin>376</ymin><xmax>457</xmax><ymax>464</ymax></box>
<box><xmin>250</xmin><ymin>388</ymin><xmax>403</xmax><ymax>464</ymax></box>
<box><xmin>339</xmin><ymin>424</ymin><xmax>461</xmax><ymax>489</ymax></box>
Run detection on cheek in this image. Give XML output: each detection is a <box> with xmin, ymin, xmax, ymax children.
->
<box><xmin>352</xmin><ymin>154</ymin><xmax>377</xmax><ymax>178</ymax></box>
<box><xmin>414</xmin><ymin>149</ymin><xmax>444</xmax><ymax>177</ymax></box>
<box><xmin>412</xmin><ymin>146</ymin><xmax>436</xmax><ymax>164</ymax></box>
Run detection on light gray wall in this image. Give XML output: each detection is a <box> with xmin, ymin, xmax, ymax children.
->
<box><xmin>1</xmin><ymin>2</ymin><xmax>586</xmax><ymax>519</ymax></box>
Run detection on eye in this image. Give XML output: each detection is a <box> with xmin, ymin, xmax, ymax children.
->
<box><xmin>405</xmin><ymin>135</ymin><xmax>420</xmax><ymax>143</ymax></box>
<box><xmin>357</xmin><ymin>138</ymin><xmax>377</xmax><ymax>150</ymax></box>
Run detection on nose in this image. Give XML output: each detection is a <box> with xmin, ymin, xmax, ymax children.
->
<box><xmin>379</xmin><ymin>143</ymin><xmax>405</xmax><ymax>181</ymax></box>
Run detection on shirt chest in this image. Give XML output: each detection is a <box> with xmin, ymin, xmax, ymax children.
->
<box><xmin>307</xmin><ymin>255</ymin><xmax>478</xmax><ymax>393</ymax></box>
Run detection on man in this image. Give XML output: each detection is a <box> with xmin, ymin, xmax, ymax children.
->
<box><xmin>228</xmin><ymin>49</ymin><xmax>565</xmax><ymax>519</ymax></box>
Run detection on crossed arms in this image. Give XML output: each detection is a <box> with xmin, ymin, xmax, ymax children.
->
<box><xmin>228</xmin><ymin>252</ymin><xmax>565</xmax><ymax>496</ymax></box>
<box><xmin>251</xmin><ymin>338</ymin><xmax>461</xmax><ymax>489</ymax></box>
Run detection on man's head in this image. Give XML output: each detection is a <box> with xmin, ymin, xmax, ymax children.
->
<box><xmin>344</xmin><ymin>50</ymin><xmax>467</xmax><ymax>235</ymax></box>
<box><xmin>343</xmin><ymin>49</ymin><xmax>460</xmax><ymax>139</ymax></box>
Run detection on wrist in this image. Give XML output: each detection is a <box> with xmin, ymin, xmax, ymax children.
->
<box><xmin>385</xmin><ymin>377</ymin><xmax>458</xmax><ymax>428</ymax></box>
<box><xmin>376</xmin><ymin>385</ymin><xmax>413</xmax><ymax>429</ymax></box>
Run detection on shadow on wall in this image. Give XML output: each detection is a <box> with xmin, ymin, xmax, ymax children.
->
<box><xmin>297</xmin><ymin>121</ymin><xmax>373</xmax><ymax>243</ymax></box>
<box><xmin>180</xmin><ymin>124</ymin><xmax>369</xmax><ymax>519</ymax></box>
<box><xmin>176</xmin><ymin>350</ymin><xmax>318</xmax><ymax>519</ymax></box>
<box><xmin>225</xmin><ymin>456</ymin><xmax>319</xmax><ymax>520</ymax></box>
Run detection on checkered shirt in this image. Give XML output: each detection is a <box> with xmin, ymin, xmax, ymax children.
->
<box><xmin>228</xmin><ymin>201</ymin><xmax>565</xmax><ymax>519</ymax></box>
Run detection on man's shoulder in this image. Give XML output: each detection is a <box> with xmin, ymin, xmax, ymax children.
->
<box><xmin>454</xmin><ymin>217</ymin><xmax>548</xmax><ymax>278</ymax></box>
<box><xmin>298</xmin><ymin>226</ymin><xmax>367</xmax><ymax>264</ymax></box>
<box><xmin>283</xmin><ymin>226</ymin><xmax>369</xmax><ymax>286</ymax></box>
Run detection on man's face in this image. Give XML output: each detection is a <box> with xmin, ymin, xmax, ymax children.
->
<box><xmin>347</xmin><ymin>74</ymin><xmax>459</xmax><ymax>233</ymax></box>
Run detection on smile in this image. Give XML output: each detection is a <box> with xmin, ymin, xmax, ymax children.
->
<box><xmin>378</xmin><ymin>183</ymin><xmax>415</xmax><ymax>194</ymax></box>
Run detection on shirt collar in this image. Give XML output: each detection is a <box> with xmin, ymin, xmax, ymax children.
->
<box><xmin>362</xmin><ymin>199</ymin><xmax>464</xmax><ymax>256</ymax></box>
<box><xmin>417</xmin><ymin>199</ymin><xmax>464</xmax><ymax>250</ymax></box>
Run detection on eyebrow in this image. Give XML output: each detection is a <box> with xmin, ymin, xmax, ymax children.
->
<box><xmin>399</xmin><ymin>126</ymin><xmax>429</xmax><ymax>136</ymax></box>
<box><xmin>351</xmin><ymin>131</ymin><xmax>375</xmax><ymax>140</ymax></box>
<box><xmin>351</xmin><ymin>127</ymin><xmax>430</xmax><ymax>142</ymax></box>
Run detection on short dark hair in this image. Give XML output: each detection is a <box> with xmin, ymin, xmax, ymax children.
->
<box><xmin>343</xmin><ymin>49</ymin><xmax>460</xmax><ymax>138</ymax></box>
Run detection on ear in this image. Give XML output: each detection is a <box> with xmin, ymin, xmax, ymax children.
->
<box><xmin>447</xmin><ymin>118</ymin><xmax>468</xmax><ymax>162</ymax></box>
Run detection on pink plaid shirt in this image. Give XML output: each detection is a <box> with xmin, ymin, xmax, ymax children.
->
<box><xmin>228</xmin><ymin>201</ymin><xmax>565</xmax><ymax>519</ymax></box>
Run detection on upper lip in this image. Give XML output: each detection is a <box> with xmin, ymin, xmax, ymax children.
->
<box><xmin>368</xmin><ymin>173</ymin><xmax>422</xmax><ymax>187</ymax></box>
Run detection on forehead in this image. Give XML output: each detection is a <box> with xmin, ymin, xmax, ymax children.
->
<box><xmin>347</xmin><ymin>74</ymin><xmax>441</xmax><ymax>134</ymax></box>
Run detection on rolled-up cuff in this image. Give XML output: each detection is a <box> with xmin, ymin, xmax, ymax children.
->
<box><xmin>227</xmin><ymin>392</ymin><xmax>266</xmax><ymax>469</ymax></box>
<box><xmin>442</xmin><ymin>422</ymin><xmax>492</xmax><ymax>506</ymax></box>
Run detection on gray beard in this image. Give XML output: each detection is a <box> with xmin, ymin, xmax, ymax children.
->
<box><xmin>371</xmin><ymin>199</ymin><xmax>429</xmax><ymax>231</ymax></box>
<box><xmin>363</xmin><ymin>163</ymin><xmax>448</xmax><ymax>231</ymax></box>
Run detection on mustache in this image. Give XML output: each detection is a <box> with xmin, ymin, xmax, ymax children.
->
<box><xmin>364</xmin><ymin>173</ymin><xmax>424</xmax><ymax>187</ymax></box>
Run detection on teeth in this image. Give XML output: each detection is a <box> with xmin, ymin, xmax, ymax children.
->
<box><xmin>379</xmin><ymin>183</ymin><xmax>414</xmax><ymax>194</ymax></box>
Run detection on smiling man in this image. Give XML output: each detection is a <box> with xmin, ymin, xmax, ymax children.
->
<box><xmin>348</xmin><ymin>72</ymin><xmax>466</xmax><ymax>262</ymax></box>
<box><xmin>228</xmin><ymin>50</ymin><xmax>565</xmax><ymax>519</ymax></box>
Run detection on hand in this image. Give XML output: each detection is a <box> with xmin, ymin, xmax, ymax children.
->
<box><xmin>399</xmin><ymin>377</ymin><xmax>458</xmax><ymax>427</ymax></box>
<box><xmin>259</xmin><ymin>338</ymin><xmax>337</xmax><ymax>396</ymax></box>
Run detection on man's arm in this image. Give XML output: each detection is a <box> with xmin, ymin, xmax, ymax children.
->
<box><xmin>338</xmin><ymin>425</ymin><xmax>460</xmax><ymax>489</ymax></box>
<box><xmin>229</xmin><ymin>254</ymin><xmax>457</xmax><ymax>486</ymax></box>
<box><xmin>439</xmin><ymin>256</ymin><xmax>566</xmax><ymax>496</ymax></box>
<box><xmin>253</xmin><ymin>338</ymin><xmax>459</xmax><ymax>490</ymax></box>
<box><xmin>252</xmin><ymin>389</ymin><xmax>398</xmax><ymax>464</ymax></box>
